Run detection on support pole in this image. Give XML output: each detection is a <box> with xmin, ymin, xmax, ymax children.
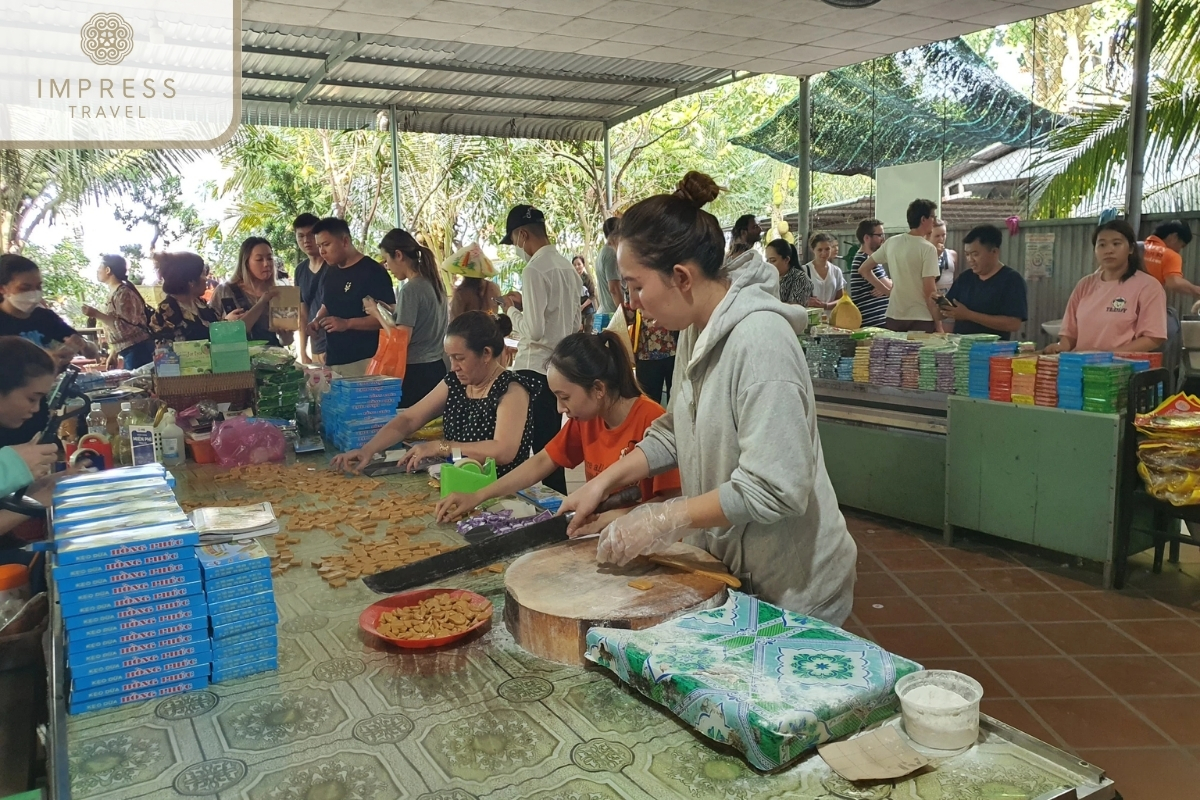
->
<box><xmin>389</xmin><ymin>104</ymin><xmax>402</xmax><ymax>229</ymax></box>
<box><xmin>1124</xmin><ymin>0</ymin><xmax>1152</xmax><ymax>232</ymax></box>
<box><xmin>603</xmin><ymin>126</ymin><xmax>613</xmax><ymax>214</ymax></box>
<box><xmin>797</xmin><ymin>77</ymin><xmax>812</xmax><ymax>255</ymax></box>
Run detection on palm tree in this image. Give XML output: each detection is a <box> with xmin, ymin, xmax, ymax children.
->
<box><xmin>0</xmin><ymin>148</ymin><xmax>195</xmax><ymax>252</ymax></box>
<box><xmin>1034</xmin><ymin>0</ymin><xmax>1200</xmax><ymax>217</ymax></box>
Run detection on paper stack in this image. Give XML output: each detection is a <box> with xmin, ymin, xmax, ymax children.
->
<box><xmin>197</xmin><ymin>541</ymin><xmax>279</xmax><ymax>683</ymax></box>
<box><xmin>49</xmin><ymin>465</ymin><xmax>209</xmax><ymax>715</ymax></box>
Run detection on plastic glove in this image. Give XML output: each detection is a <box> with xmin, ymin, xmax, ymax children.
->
<box><xmin>596</xmin><ymin>497</ymin><xmax>692</xmax><ymax>567</ymax></box>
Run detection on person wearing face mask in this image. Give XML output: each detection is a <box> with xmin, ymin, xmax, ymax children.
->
<box><xmin>0</xmin><ymin>254</ymin><xmax>99</xmax><ymax>370</ymax></box>
<box><xmin>434</xmin><ymin>330</ymin><xmax>680</xmax><ymax>527</ymax></box>
<box><xmin>211</xmin><ymin>237</ymin><xmax>292</xmax><ymax>347</ymax></box>
<box><xmin>559</xmin><ymin>171</ymin><xmax>857</xmax><ymax>625</ymax></box>
<box><xmin>498</xmin><ymin>205</ymin><xmax>582</xmax><ymax>494</ymax></box>
<box><xmin>330</xmin><ymin>311</ymin><xmax>538</xmax><ymax>476</ymax></box>
<box><xmin>82</xmin><ymin>254</ymin><xmax>154</xmax><ymax>370</ymax></box>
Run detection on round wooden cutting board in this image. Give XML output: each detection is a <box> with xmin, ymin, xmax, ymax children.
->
<box><xmin>503</xmin><ymin>539</ymin><xmax>730</xmax><ymax>665</ymax></box>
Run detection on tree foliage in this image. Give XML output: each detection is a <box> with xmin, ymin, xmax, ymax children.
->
<box><xmin>1034</xmin><ymin>0</ymin><xmax>1200</xmax><ymax>217</ymax></box>
<box><xmin>23</xmin><ymin>238</ymin><xmax>107</xmax><ymax>326</ymax></box>
<box><xmin>113</xmin><ymin>174</ymin><xmax>204</xmax><ymax>251</ymax></box>
<box><xmin>0</xmin><ymin>148</ymin><xmax>195</xmax><ymax>253</ymax></box>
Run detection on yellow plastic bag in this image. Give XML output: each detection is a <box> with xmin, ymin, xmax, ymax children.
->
<box><xmin>828</xmin><ymin>294</ymin><xmax>862</xmax><ymax>330</ymax></box>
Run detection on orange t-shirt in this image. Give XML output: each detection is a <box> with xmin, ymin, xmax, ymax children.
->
<box><xmin>543</xmin><ymin>395</ymin><xmax>681</xmax><ymax>502</ymax></box>
<box><xmin>1143</xmin><ymin>235</ymin><xmax>1183</xmax><ymax>285</ymax></box>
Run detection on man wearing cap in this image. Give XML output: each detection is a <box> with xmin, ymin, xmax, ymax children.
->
<box><xmin>500</xmin><ymin>205</ymin><xmax>581</xmax><ymax>494</ymax></box>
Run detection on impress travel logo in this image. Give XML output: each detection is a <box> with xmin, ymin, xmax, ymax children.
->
<box><xmin>0</xmin><ymin>1</ymin><xmax>240</xmax><ymax>148</ymax></box>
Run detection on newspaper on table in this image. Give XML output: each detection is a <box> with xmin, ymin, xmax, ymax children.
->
<box><xmin>188</xmin><ymin>502</ymin><xmax>279</xmax><ymax>544</ymax></box>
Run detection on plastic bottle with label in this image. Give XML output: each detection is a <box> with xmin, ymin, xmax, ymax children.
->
<box><xmin>85</xmin><ymin>403</ymin><xmax>109</xmax><ymax>439</ymax></box>
<box><xmin>158</xmin><ymin>409</ymin><xmax>185</xmax><ymax>467</ymax></box>
<box><xmin>115</xmin><ymin>402</ymin><xmax>135</xmax><ymax>466</ymax></box>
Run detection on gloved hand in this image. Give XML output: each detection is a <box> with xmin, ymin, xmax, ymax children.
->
<box><xmin>596</xmin><ymin>497</ymin><xmax>693</xmax><ymax>567</ymax></box>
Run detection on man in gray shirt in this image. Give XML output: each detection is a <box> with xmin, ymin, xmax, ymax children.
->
<box><xmin>594</xmin><ymin>217</ymin><xmax>622</xmax><ymax>331</ymax></box>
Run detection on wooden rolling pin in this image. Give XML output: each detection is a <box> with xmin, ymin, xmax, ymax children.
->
<box><xmin>648</xmin><ymin>554</ymin><xmax>741</xmax><ymax>588</ymax></box>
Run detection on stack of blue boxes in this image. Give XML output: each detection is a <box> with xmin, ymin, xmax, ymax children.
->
<box><xmin>49</xmin><ymin>465</ymin><xmax>210</xmax><ymax>715</ymax></box>
<box><xmin>1057</xmin><ymin>351</ymin><xmax>1112</xmax><ymax>410</ymax></box>
<box><xmin>967</xmin><ymin>341</ymin><xmax>1019</xmax><ymax>398</ymax></box>
<box><xmin>322</xmin><ymin>376</ymin><xmax>404</xmax><ymax>452</ymax></box>
<box><xmin>198</xmin><ymin>541</ymin><xmax>279</xmax><ymax>682</ymax></box>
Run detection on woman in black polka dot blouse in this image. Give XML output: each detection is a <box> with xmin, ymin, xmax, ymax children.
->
<box><xmin>331</xmin><ymin>312</ymin><xmax>538</xmax><ymax>476</ymax></box>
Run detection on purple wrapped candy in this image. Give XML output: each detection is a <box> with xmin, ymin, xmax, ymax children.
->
<box><xmin>457</xmin><ymin>509</ymin><xmax>552</xmax><ymax>537</ymax></box>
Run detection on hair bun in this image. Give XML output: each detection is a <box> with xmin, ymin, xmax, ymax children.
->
<box><xmin>673</xmin><ymin>171</ymin><xmax>721</xmax><ymax>209</ymax></box>
<box><xmin>494</xmin><ymin>313</ymin><xmax>514</xmax><ymax>339</ymax></box>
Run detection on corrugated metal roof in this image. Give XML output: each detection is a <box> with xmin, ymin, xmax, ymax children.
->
<box><xmin>240</xmin><ymin>22</ymin><xmax>744</xmax><ymax>140</ymax></box>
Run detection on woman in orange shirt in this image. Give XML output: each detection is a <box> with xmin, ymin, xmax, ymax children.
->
<box><xmin>435</xmin><ymin>330</ymin><xmax>680</xmax><ymax>532</ymax></box>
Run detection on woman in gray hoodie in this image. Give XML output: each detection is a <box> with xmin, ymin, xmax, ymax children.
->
<box><xmin>561</xmin><ymin>172</ymin><xmax>857</xmax><ymax>625</ymax></box>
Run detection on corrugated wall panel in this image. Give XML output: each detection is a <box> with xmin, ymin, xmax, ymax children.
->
<box><xmin>820</xmin><ymin>213</ymin><xmax>1200</xmax><ymax>346</ymax></box>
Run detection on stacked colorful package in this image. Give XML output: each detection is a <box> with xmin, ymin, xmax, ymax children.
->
<box><xmin>954</xmin><ymin>334</ymin><xmax>1000</xmax><ymax>395</ymax></box>
<box><xmin>852</xmin><ymin>338</ymin><xmax>872</xmax><ymax>383</ymax></box>
<box><xmin>1082</xmin><ymin>362</ymin><xmax>1133</xmax><ymax>414</ymax></box>
<box><xmin>49</xmin><ymin>465</ymin><xmax>210</xmax><ymax>714</ymax></box>
<box><xmin>1115</xmin><ymin>352</ymin><xmax>1163</xmax><ymax>370</ymax></box>
<box><xmin>1057</xmin><ymin>351</ymin><xmax>1112</xmax><ymax>410</ymax></box>
<box><xmin>836</xmin><ymin>356</ymin><xmax>855</xmax><ymax>381</ymax></box>
<box><xmin>900</xmin><ymin>347</ymin><xmax>921</xmax><ymax>390</ymax></box>
<box><xmin>198</xmin><ymin>541</ymin><xmax>278</xmax><ymax>682</ymax></box>
<box><xmin>989</xmin><ymin>355</ymin><xmax>1015</xmax><ymax>402</ymax></box>
<box><xmin>256</xmin><ymin>363</ymin><xmax>306</xmax><ymax>421</ymax></box>
<box><xmin>1010</xmin><ymin>356</ymin><xmax>1038</xmax><ymax>405</ymax></box>
<box><xmin>1035</xmin><ymin>355</ymin><xmax>1060</xmax><ymax>406</ymax></box>
<box><xmin>968</xmin><ymin>340</ymin><xmax>1017</xmax><ymax>398</ymax></box>
<box><xmin>323</xmin><ymin>377</ymin><xmax>404</xmax><ymax>451</ymax></box>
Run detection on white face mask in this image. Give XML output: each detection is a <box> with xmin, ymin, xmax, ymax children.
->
<box><xmin>512</xmin><ymin>232</ymin><xmax>530</xmax><ymax>262</ymax></box>
<box><xmin>6</xmin><ymin>290</ymin><xmax>43</xmax><ymax>313</ymax></box>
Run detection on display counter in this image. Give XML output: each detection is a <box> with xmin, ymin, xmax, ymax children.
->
<box><xmin>46</xmin><ymin>461</ymin><xmax>1117</xmax><ymax>800</ymax></box>
<box><xmin>813</xmin><ymin>380</ymin><xmax>1141</xmax><ymax>584</ymax></box>
<box><xmin>813</xmin><ymin>380</ymin><xmax>947</xmax><ymax>530</ymax></box>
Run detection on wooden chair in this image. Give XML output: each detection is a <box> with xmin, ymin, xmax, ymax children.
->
<box><xmin>1113</xmin><ymin>368</ymin><xmax>1200</xmax><ymax>588</ymax></box>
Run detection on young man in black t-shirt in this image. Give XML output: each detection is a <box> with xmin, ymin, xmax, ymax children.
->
<box><xmin>942</xmin><ymin>224</ymin><xmax>1028</xmax><ymax>340</ymax></box>
<box><xmin>311</xmin><ymin>217</ymin><xmax>395</xmax><ymax>376</ymax></box>
<box><xmin>292</xmin><ymin>213</ymin><xmax>328</xmax><ymax>365</ymax></box>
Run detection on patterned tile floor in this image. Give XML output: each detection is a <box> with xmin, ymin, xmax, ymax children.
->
<box><xmin>61</xmin><ymin>463</ymin><xmax>1169</xmax><ymax>799</ymax></box>
<box><xmin>843</xmin><ymin>512</ymin><xmax>1200</xmax><ymax>799</ymax></box>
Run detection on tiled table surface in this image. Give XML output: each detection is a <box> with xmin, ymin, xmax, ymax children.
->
<box><xmin>63</xmin><ymin>464</ymin><xmax>1111</xmax><ymax>800</ymax></box>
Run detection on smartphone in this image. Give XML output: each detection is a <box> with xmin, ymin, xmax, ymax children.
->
<box><xmin>935</xmin><ymin>295</ymin><xmax>955</xmax><ymax>309</ymax></box>
<box><xmin>221</xmin><ymin>297</ymin><xmax>237</xmax><ymax>314</ymax></box>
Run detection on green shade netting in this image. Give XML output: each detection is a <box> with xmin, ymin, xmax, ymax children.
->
<box><xmin>731</xmin><ymin>38</ymin><xmax>1065</xmax><ymax>177</ymax></box>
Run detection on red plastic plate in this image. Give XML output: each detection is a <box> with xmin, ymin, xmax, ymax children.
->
<box><xmin>358</xmin><ymin>588</ymin><xmax>493</xmax><ymax>649</ymax></box>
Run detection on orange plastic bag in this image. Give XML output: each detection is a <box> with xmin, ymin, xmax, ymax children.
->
<box><xmin>367</xmin><ymin>327</ymin><xmax>409</xmax><ymax>379</ymax></box>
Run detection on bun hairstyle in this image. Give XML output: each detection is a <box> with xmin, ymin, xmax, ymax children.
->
<box><xmin>549</xmin><ymin>331</ymin><xmax>642</xmax><ymax>400</ymax></box>
<box><xmin>1092</xmin><ymin>219</ymin><xmax>1142</xmax><ymax>283</ymax></box>
<box><xmin>154</xmin><ymin>252</ymin><xmax>207</xmax><ymax>296</ymax></box>
<box><xmin>447</xmin><ymin>310</ymin><xmax>511</xmax><ymax>359</ymax></box>
<box><xmin>379</xmin><ymin>228</ymin><xmax>445</xmax><ymax>302</ymax></box>
<box><xmin>618</xmin><ymin>171</ymin><xmax>725</xmax><ymax>280</ymax></box>
<box><xmin>766</xmin><ymin>238</ymin><xmax>799</xmax><ymax>270</ymax></box>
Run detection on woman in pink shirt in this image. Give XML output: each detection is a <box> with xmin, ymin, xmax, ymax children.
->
<box><xmin>1047</xmin><ymin>220</ymin><xmax>1167</xmax><ymax>354</ymax></box>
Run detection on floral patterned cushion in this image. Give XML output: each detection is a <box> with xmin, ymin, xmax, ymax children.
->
<box><xmin>585</xmin><ymin>591</ymin><xmax>923</xmax><ymax>770</ymax></box>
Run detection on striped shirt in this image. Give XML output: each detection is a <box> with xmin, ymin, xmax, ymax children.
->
<box><xmin>849</xmin><ymin>250</ymin><xmax>890</xmax><ymax>328</ymax></box>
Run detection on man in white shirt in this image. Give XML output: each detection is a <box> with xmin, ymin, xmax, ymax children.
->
<box><xmin>858</xmin><ymin>199</ymin><xmax>943</xmax><ymax>333</ymax></box>
<box><xmin>500</xmin><ymin>204</ymin><xmax>580</xmax><ymax>493</ymax></box>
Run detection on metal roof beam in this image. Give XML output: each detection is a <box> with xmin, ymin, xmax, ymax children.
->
<box><xmin>243</xmin><ymin>44</ymin><xmax>698</xmax><ymax>89</ymax></box>
<box><xmin>289</xmin><ymin>34</ymin><xmax>366</xmax><ymax>112</ymax></box>
<box><xmin>607</xmin><ymin>70</ymin><xmax>752</xmax><ymax>127</ymax></box>
<box><xmin>243</xmin><ymin>71</ymin><xmax>637</xmax><ymax>108</ymax></box>
<box><xmin>247</xmin><ymin>94</ymin><xmax>609</xmax><ymax>124</ymax></box>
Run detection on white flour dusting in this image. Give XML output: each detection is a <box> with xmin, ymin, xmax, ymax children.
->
<box><xmin>904</xmin><ymin>684</ymin><xmax>967</xmax><ymax>710</ymax></box>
